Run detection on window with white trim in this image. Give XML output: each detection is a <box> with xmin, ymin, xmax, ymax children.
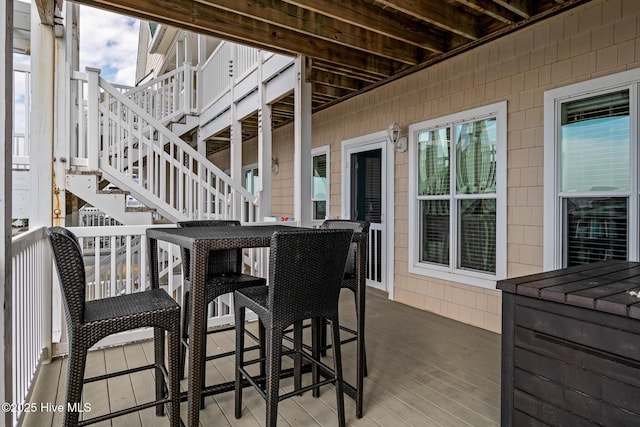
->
<box><xmin>243</xmin><ymin>164</ymin><xmax>259</xmax><ymax>195</ymax></box>
<box><xmin>409</xmin><ymin>102</ymin><xmax>507</xmax><ymax>289</ymax></box>
<box><xmin>543</xmin><ymin>70</ymin><xmax>640</xmax><ymax>270</ymax></box>
<box><xmin>311</xmin><ymin>147</ymin><xmax>330</xmax><ymax>223</ymax></box>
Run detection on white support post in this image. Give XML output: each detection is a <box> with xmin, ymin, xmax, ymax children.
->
<box><xmin>31</xmin><ymin>0</ymin><xmax>56</xmax><ymax>228</ymax></box>
<box><xmin>196</xmin><ymin>35</ymin><xmax>207</xmax><ymax>156</ymax></box>
<box><xmin>294</xmin><ymin>56</ymin><xmax>312</xmax><ymax>226</ymax></box>
<box><xmin>1</xmin><ymin>1</ymin><xmax>14</xmax><ymax>423</ymax></box>
<box><xmin>183</xmin><ymin>61</ymin><xmax>192</xmax><ymax>114</ymax></box>
<box><xmin>196</xmin><ymin>35</ymin><xmax>207</xmax><ymax>115</ymax></box>
<box><xmin>229</xmin><ymin>46</ymin><xmax>243</xmax><ymax>219</ymax></box>
<box><xmin>86</xmin><ymin>67</ymin><xmax>101</xmax><ymax>171</ymax></box>
<box><xmin>257</xmin><ymin>54</ymin><xmax>272</xmax><ymax>220</ymax></box>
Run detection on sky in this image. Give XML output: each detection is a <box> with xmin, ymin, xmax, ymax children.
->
<box><xmin>79</xmin><ymin>5</ymin><xmax>140</xmax><ymax>86</ymax></box>
<box><xmin>12</xmin><ymin>3</ymin><xmax>140</xmax><ymax>136</ymax></box>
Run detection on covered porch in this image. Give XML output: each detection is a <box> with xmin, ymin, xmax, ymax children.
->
<box><xmin>23</xmin><ymin>288</ymin><xmax>500</xmax><ymax>426</ymax></box>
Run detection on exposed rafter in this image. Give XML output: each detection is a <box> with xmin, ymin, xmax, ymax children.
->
<box><xmin>70</xmin><ymin>0</ymin><xmax>596</xmax><ymax>127</ymax></box>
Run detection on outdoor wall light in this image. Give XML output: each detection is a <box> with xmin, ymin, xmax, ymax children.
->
<box><xmin>388</xmin><ymin>122</ymin><xmax>408</xmax><ymax>152</ymax></box>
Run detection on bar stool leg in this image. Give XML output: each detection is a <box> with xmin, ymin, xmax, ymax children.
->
<box><xmin>330</xmin><ymin>319</ymin><xmax>346</xmax><ymax>427</ymax></box>
<box><xmin>154</xmin><ymin>327</ymin><xmax>165</xmax><ymax>416</ymax></box>
<box><xmin>265</xmin><ymin>329</ymin><xmax>283</xmax><ymax>427</ymax></box>
<box><xmin>234</xmin><ymin>306</ymin><xmax>246</xmax><ymax>419</ymax></box>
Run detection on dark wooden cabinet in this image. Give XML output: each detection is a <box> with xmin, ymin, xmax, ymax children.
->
<box><xmin>498</xmin><ymin>261</ymin><xmax>640</xmax><ymax>426</ymax></box>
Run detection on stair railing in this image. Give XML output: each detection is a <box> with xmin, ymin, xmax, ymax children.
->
<box><xmin>124</xmin><ymin>64</ymin><xmax>197</xmax><ymax>124</ymax></box>
<box><xmin>80</xmin><ymin>68</ymin><xmax>258</xmax><ymax>224</ymax></box>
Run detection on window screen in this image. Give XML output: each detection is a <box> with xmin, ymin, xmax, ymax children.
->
<box><xmin>564</xmin><ymin>197</ymin><xmax>627</xmax><ymax>266</ymax></box>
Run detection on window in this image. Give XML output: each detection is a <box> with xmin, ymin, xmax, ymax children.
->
<box><xmin>543</xmin><ymin>69</ymin><xmax>640</xmax><ymax>270</ymax></box>
<box><xmin>312</xmin><ymin>147</ymin><xmax>329</xmax><ymax>222</ymax></box>
<box><xmin>409</xmin><ymin>102</ymin><xmax>507</xmax><ymax>288</ymax></box>
<box><xmin>243</xmin><ymin>165</ymin><xmax>259</xmax><ymax>195</ymax></box>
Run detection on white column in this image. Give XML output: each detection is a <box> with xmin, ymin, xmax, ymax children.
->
<box><xmin>196</xmin><ymin>35</ymin><xmax>207</xmax><ymax>115</ymax></box>
<box><xmin>30</xmin><ymin>0</ymin><xmax>56</xmax><ymax>228</ymax></box>
<box><xmin>229</xmin><ymin>46</ymin><xmax>243</xmax><ymax>218</ymax></box>
<box><xmin>257</xmin><ymin>53</ymin><xmax>272</xmax><ymax>220</ymax></box>
<box><xmin>1</xmin><ymin>1</ymin><xmax>14</xmax><ymax>422</ymax></box>
<box><xmin>196</xmin><ymin>35</ymin><xmax>207</xmax><ymax>155</ymax></box>
<box><xmin>85</xmin><ymin>67</ymin><xmax>101</xmax><ymax>171</ymax></box>
<box><xmin>294</xmin><ymin>56</ymin><xmax>312</xmax><ymax>226</ymax></box>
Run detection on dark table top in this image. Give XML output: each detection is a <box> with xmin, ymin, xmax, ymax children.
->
<box><xmin>146</xmin><ymin>224</ymin><xmax>311</xmax><ymax>249</ymax></box>
<box><xmin>147</xmin><ymin>223</ymin><xmax>366</xmax><ymax>249</ymax></box>
<box><xmin>497</xmin><ymin>260</ymin><xmax>640</xmax><ymax>319</ymax></box>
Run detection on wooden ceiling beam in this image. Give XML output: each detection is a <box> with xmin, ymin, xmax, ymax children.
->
<box><xmin>310</xmin><ymin>59</ymin><xmax>387</xmax><ymax>82</ymax></box>
<box><xmin>491</xmin><ymin>0</ymin><xmax>531</xmax><ymax>19</ymax></box>
<box><xmin>75</xmin><ymin>0</ymin><xmax>405</xmax><ymax>77</ymax></box>
<box><xmin>374</xmin><ymin>0</ymin><xmax>479</xmax><ymax>40</ymax></box>
<box><xmin>34</xmin><ymin>0</ymin><xmax>57</xmax><ymax>26</ymax></box>
<box><xmin>196</xmin><ymin>0</ymin><xmax>425</xmax><ymax>65</ymax></box>
<box><xmin>307</xmin><ymin>69</ymin><xmax>365</xmax><ymax>91</ymax></box>
<box><xmin>282</xmin><ymin>0</ymin><xmax>448</xmax><ymax>52</ymax></box>
<box><xmin>454</xmin><ymin>0</ymin><xmax>521</xmax><ymax>24</ymax></box>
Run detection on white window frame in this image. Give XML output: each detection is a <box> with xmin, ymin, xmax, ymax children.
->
<box><xmin>408</xmin><ymin>102</ymin><xmax>507</xmax><ymax>289</ymax></box>
<box><xmin>543</xmin><ymin>69</ymin><xmax>640</xmax><ymax>271</ymax></box>
<box><xmin>311</xmin><ymin>146</ymin><xmax>330</xmax><ymax>225</ymax></box>
<box><xmin>243</xmin><ymin>163</ymin><xmax>259</xmax><ymax>195</ymax></box>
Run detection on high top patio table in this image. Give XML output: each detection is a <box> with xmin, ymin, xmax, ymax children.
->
<box><xmin>147</xmin><ymin>224</ymin><xmax>368</xmax><ymax>426</ymax></box>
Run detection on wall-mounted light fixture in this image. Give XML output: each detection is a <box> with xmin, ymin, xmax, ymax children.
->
<box><xmin>387</xmin><ymin>122</ymin><xmax>407</xmax><ymax>152</ymax></box>
<box><xmin>271</xmin><ymin>157</ymin><xmax>279</xmax><ymax>174</ymax></box>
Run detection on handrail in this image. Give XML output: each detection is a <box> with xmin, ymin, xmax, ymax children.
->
<box><xmin>94</xmin><ymin>72</ymin><xmax>259</xmax><ymax>223</ymax></box>
<box><xmin>126</xmin><ymin>65</ymin><xmax>197</xmax><ymax>122</ymax></box>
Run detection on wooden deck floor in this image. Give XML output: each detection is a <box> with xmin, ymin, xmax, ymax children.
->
<box><xmin>22</xmin><ymin>289</ymin><xmax>501</xmax><ymax>426</ymax></box>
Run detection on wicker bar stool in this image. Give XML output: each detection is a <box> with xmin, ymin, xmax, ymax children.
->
<box><xmin>234</xmin><ymin>229</ymin><xmax>354</xmax><ymax>427</ymax></box>
<box><xmin>46</xmin><ymin>227</ymin><xmax>180</xmax><ymax>427</ymax></box>
<box><xmin>320</xmin><ymin>219</ymin><xmax>370</xmax><ymax>375</ymax></box>
<box><xmin>176</xmin><ymin>220</ymin><xmax>266</xmax><ymax>408</ymax></box>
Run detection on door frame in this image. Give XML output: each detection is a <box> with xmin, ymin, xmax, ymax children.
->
<box><xmin>341</xmin><ymin>131</ymin><xmax>395</xmax><ymax>298</ymax></box>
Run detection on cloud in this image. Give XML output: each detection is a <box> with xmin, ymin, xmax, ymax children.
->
<box><xmin>79</xmin><ymin>6</ymin><xmax>140</xmax><ymax>86</ymax></box>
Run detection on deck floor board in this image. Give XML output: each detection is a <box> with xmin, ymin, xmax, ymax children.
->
<box><xmin>21</xmin><ymin>289</ymin><xmax>500</xmax><ymax>426</ymax></box>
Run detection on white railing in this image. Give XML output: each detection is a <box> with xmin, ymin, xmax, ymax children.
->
<box><xmin>79</xmin><ymin>206</ymin><xmax>122</xmax><ymax>227</ymax></box>
<box><xmin>70</xmin><ymin>225</ymin><xmax>177</xmax><ymax>299</ymax></box>
<box><xmin>56</xmin><ymin>224</ymin><xmax>254</xmax><ymax>348</ymax></box>
<box><xmin>235</xmin><ymin>44</ymin><xmax>260</xmax><ymax>80</ymax></box>
<box><xmin>94</xmin><ymin>71</ymin><xmax>259</xmax><ymax>222</ymax></box>
<box><xmin>12</xmin><ymin>133</ymin><xmax>29</xmax><ymax>170</ymax></box>
<box><xmin>200</xmin><ymin>41</ymin><xmax>232</xmax><ymax>109</ymax></box>
<box><xmin>11</xmin><ymin>226</ymin><xmax>51</xmax><ymax>427</ymax></box>
<box><xmin>124</xmin><ymin>65</ymin><xmax>197</xmax><ymax>124</ymax></box>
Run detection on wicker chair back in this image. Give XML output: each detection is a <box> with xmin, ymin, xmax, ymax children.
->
<box><xmin>47</xmin><ymin>227</ymin><xmax>87</xmax><ymax>325</ymax></box>
<box><xmin>268</xmin><ymin>229</ymin><xmax>354</xmax><ymax>322</ymax></box>
<box><xmin>320</xmin><ymin>219</ymin><xmax>370</xmax><ymax>278</ymax></box>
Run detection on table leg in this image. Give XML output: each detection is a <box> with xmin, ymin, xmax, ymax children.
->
<box><xmin>187</xmin><ymin>244</ymin><xmax>207</xmax><ymax>427</ymax></box>
<box><xmin>355</xmin><ymin>238</ymin><xmax>366</xmax><ymax>418</ymax></box>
